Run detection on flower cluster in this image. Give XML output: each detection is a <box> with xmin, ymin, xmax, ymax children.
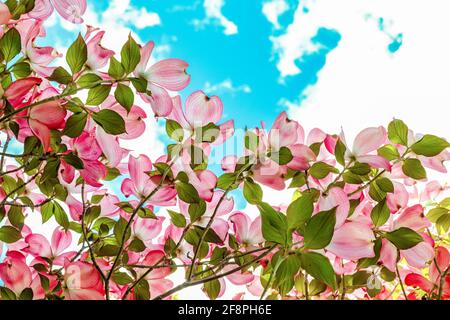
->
<box><xmin>0</xmin><ymin>0</ymin><xmax>449</xmax><ymax>300</ymax></box>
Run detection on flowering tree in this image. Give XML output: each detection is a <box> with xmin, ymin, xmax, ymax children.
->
<box><xmin>0</xmin><ymin>0</ymin><xmax>449</xmax><ymax>301</ymax></box>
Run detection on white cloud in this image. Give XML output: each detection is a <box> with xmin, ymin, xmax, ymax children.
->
<box><xmin>204</xmin><ymin>79</ymin><xmax>252</xmax><ymax>95</ymax></box>
<box><xmin>275</xmin><ymin>0</ymin><xmax>450</xmax><ymax>144</ymax></box>
<box><xmin>262</xmin><ymin>0</ymin><xmax>290</xmax><ymax>30</ymax></box>
<box><xmin>193</xmin><ymin>0</ymin><xmax>238</xmax><ymax>36</ymax></box>
<box><xmin>51</xmin><ymin>0</ymin><xmax>161</xmax><ymax>53</ymax></box>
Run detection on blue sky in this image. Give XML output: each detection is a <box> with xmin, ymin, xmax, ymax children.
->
<box><xmin>44</xmin><ymin>0</ymin><xmax>344</xmax><ymax>129</ymax></box>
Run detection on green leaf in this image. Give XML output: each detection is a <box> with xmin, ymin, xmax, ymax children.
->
<box><xmin>77</xmin><ymin>73</ymin><xmax>102</xmax><ymax>88</ymax></box>
<box><xmin>0</xmin><ymin>287</ymin><xmax>17</xmax><ymax>300</ymax></box>
<box><xmin>92</xmin><ymin>109</ymin><xmax>126</xmax><ymax>135</ymax></box>
<box><xmin>349</xmin><ymin>162</ymin><xmax>371</xmax><ymax>176</ymax></box>
<box><xmin>303</xmin><ymin>208</ymin><xmax>336</xmax><ymax>249</ymax></box>
<box><xmin>175</xmin><ymin>180</ymin><xmax>200</xmax><ymax>204</ymax></box>
<box><xmin>204</xmin><ymin>278</ymin><xmax>221</xmax><ymax>300</ymax></box>
<box><xmin>376</xmin><ymin>177</ymin><xmax>394</xmax><ymax>193</ymax></box>
<box><xmin>188</xmin><ymin>201</ymin><xmax>206</xmax><ymax>222</ymax></box>
<box><xmin>121</xmin><ymin>34</ymin><xmax>141</xmax><ymax>74</ymax></box>
<box><xmin>245</xmin><ymin>131</ymin><xmax>259</xmax><ymax>152</ymax></box>
<box><xmin>19</xmin><ymin>288</ymin><xmax>33</xmax><ymax>300</ymax></box>
<box><xmin>0</xmin><ymin>226</ymin><xmax>22</xmax><ymax>243</ymax></box>
<box><xmin>378</xmin><ymin>144</ymin><xmax>400</xmax><ymax>161</ymax></box>
<box><xmin>385</xmin><ymin>227</ymin><xmax>423</xmax><ymax>250</ymax></box>
<box><xmin>0</xmin><ymin>28</ymin><xmax>21</xmax><ymax>63</ymax></box>
<box><xmin>243</xmin><ymin>179</ymin><xmax>263</xmax><ymax>205</ymax></box>
<box><xmin>272</xmin><ymin>146</ymin><xmax>293</xmax><ymax>165</ymax></box>
<box><xmin>108</xmin><ymin>56</ymin><xmax>125</xmax><ymax>79</ymax></box>
<box><xmin>427</xmin><ymin>207</ymin><xmax>448</xmax><ymax>223</ymax></box>
<box><xmin>63</xmin><ymin>112</ymin><xmax>87</xmax><ymax>138</ymax></box>
<box><xmin>168</xmin><ymin>210</ymin><xmax>187</xmax><ymax>228</ymax></box>
<box><xmin>411</xmin><ymin>134</ymin><xmax>450</xmax><ymax>157</ymax></box>
<box><xmin>128</xmin><ymin>238</ymin><xmax>146</xmax><ymax>252</ymax></box>
<box><xmin>166</xmin><ymin>119</ymin><xmax>184</xmax><ymax>142</ymax></box>
<box><xmin>134</xmin><ymin>278</ymin><xmax>150</xmax><ymax>300</ymax></box>
<box><xmin>53</xmin><ymin>202</ymin><xmax>70</xmax><ymax>230</ymax></box>
<box><xmin>130</xmin><ymin>77</ymin><xmax>148</xmax><ymax>93</ymax></box>
<box><xmin>286</xmin><ymin>193</ymin><xmax>314</xmax><ymax>231</ymax></box>
<box><xmin>309</xmin><ymin>162</ymin><xmax>339</xmax><ymax>180</ymax></box>
<box><xmin>48</xmin><ymin>67</ymin><xmax>72</xmax><ymax>84</ymax></box>
<box><xmin>112</xmin><ymin>272</ymin><xmax>134</xmax><ymax>285</ymax></box>
<box><xmin>114</xmin><ymin>217</ymin><xmax>131</xmax><ymax>244</ymax></box>
<box><xmin>388</xmin><ymin>119</ymin><xmax>409</xmax><ymax>146</ymax></box>
<box><xmin>370</xmin><ymin>200</ymin><xmax>390</xmax><ymax>227</ymax></box>
<box><xmin>274</xmin><ymin>255</ymin><xmax>301</xmax><ymax>296</ymax></box>
<box><xmin>258</xmin><ymin>202</ymin><xmax>289</xmax><ymax>245</ymax></box>
<box><xmin>11</xmin><ymin>62</ymin><xmax>31</xmax><ymax>79</ymax></box>
<box><xmin>114</xmin><ymin>83</ymin><xmax>134</xmax><ymax>112</ymax></box>
<box><xmin>300</xmin><ymin>252</ymin><xmax>337</xmax><ymax>290</ymax></box>
<box><xmin>8</xmin><ymin>206</ymin><xmax>25</xmax><ymax>230</ymax></box>
<box><xmin>216</xmin><ymin>173</ymin><xmax>237</xmax><ymax>190</ymax></box>
<box><xmin>86</xmin><ymin>84</ymin><xmax>112</xmax><ymax>106</ymax></box>
<box><xmin>41</xmin><ymin>202</ymin><xmax>54</xmax><ymax>223</ymax></box>
<box><xmin>63</xmin><ymin>153</ymin><xmax>84</xmax><ymax>169</ymax></box>
<box><xmin>402</xmin><ymin>158</ymin><xmax>427</xmax><ymax>180</ymax></box>
<box><xmin>335</xmin><ymin>138</ymin><xmax>347</xmax><ymax>166</ymax></box>
<box><xmin>66</xmin><ymin>34</ymin><xmax>87</xmax><ymax>74</ymax></box>
<box><xmin>198</xmin><ymin>122</ymin><xmax>220</xmax><ymax>143</ymax></box>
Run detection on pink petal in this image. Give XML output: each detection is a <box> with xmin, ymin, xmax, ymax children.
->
<box><xmin>288</xmin><ymin>144</ymin><xmax>316</xmax><ymax>171</ymax></box>
<box><xmin>430</xmin><ymin>247</ymin><xmax>450</xmax><ymax>283</ymax></box>
<box><xmin>402</xmin><ymin>241</ymin><xmax>434</xmax><ymax>269</ymax></box>
<box><xmin>80</xmin><ymin>160</ymin><xmax>107</xmax><ymax>187</ymax></box>
<box><xmin>5</xmin><ymin>77</ymin><xmax>42</xmax><ymax>101</ymax></box>
<box><xmin>352</xmin><ymin>126</ymin><xmax>387</xmax><ymax>156</ymax></box>
<box><xmin>149</xmin><ymin>279</ymin><xmax>173</xmax><ymax>299</ymax></box>
<box><xmin>379</xmin><ymin>239</ymin><xmax>398</xmax><ymax>272</ymax></box>
<box><xmin>28</xmin><ymin>0</ymin><xmax>54</xmax><ymax>21</ymax></box>
<box><xmin>185</xmin><ymin>91</ymin><xmax>223</xmax><ymax>128</ymax></box>
<box><xmin>207</xmin><ymin>190</ymin><xmax>234</xmax><ymax>216</ymax></box>
<box><xmin>143</xmin><ymin>83</ymin><xmax>174</xmax><ymax>117</ymax></box>
<box><xmin>405</xmin><ymin>273</ymin><xmax>434</xmax><ymax>293</ymax></box>
<box><xmin>356</xmin><ymin>155</ymin><xmax>392</xmax><ymax>171</ymax></box>
<box><xmin>224</xmin><ymin>265</ymin><xmax>255</xmax><ymax>285</ymax></box>
<box><xmin>30</xmin><ymin>100</ymin><xmax>66</xmax><ymax>129</ymax></box>
<box><xmin>213</xmin><ymin>120</ymin><xmax>235</xmax><ymax>145</ymax></box>
<box><xmin>148</xmin><ymin>59</ymin><xmax>190</xmax><ymax>91</ymax></box>
<box><xmin>0</xmin><ymin>3</ymin><xmax>11</xmax><ymax>24</ymax></box>
<box><xmin>229</xmin><ymin>212</ymin><xmax>250</xmax><ymax>244</ymax></box>
<box><xmin>221</xmin><ymin>155</ymin><xmax>238</xmax><ymax>173</ymax></box>
<box><xmin>74</xmin><ymin>131</ymin><xmax>103</xmax><ymax>161</ymax></box>
<box><xmin>52</xmin><ymin>0</ymin><xmax>87</xmax><ymax>24</ymax></box>
<box><xmin>29</xmin><ymin>119</ymin><xmax>51</xmax><ymax>152</ymax></box>
<box><xmin>318</xmin><ymin>187</ymin><xmax>350</xmax><ymax>228</ymax></box>
<box><xmin>96</xmin><ymin>127</ymin><xmax>126</xmax><ymax>167</ymax></box>
<box><xmin>121</xmin><ymin>178</ymin><xmax>136</xmax><ymax>198</ymax></box>
<box><xmin>248</xmin><ymin>216</ymin><xmax>264</xmax><ymax>245</ymax></box>
<box><xmin>143</xmin><ymin>250</ymin><xmax>171</xmax><ymax>280</ymax></box>
<box><xmin>394</xmin><ymin>204</ymin><xmax>431</xmax><ymax>230</ymax></box>
<box><xmin>268</xmin><ymin>112</ymin><xmax>299</xmax><ymax>149</ymax></box>
<box><xmin>132</xmin><ymin>217</ymin><xmax>164</xmax><ymax>244</ymax></box>
<box><xmin>25</xmin><ymin>234</ymin><xmax>52</xmax><ymax>258</ymax></box>
<box><xmin>86</xmin><ymin>31</ymin><xmax>115</xmax><ymax>70</ymax></box>
<box><xmin>51</xmin><ymin>228</ymin><xmax>72</xmax><ymax>256</ymax></box>
<box><xmin>0</xmin><ymin>258</ymin><xmax>32</xmax><ymax>295</ymax></box>
<box><xmin>135</xmin><ymin>41</ymin><xmax>154</xmax><ymax>76</ymax></box>
<box><xmin>252</xmin><ymin>159</ymin><xmax>285</xmax><ymax>191</ymax></box>
<box><xmin>128</xmin><ymin>155</ymin><xmax>152</xmax><ymax>195</ymax></box>
<box><xmin>167</xmin><ymin>95</ymin><xmax>190</xmax><ymax>129</ymax></box>
<box><xmin>326</xmin><ymin>222</ymin><xmax>375</xmax><ymax>260</ymax></box>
